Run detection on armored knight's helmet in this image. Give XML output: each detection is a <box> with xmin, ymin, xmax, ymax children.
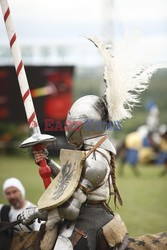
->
<box><xmin>65</xmin><ymin>95</ymin><xmax>108</xmax><ymax>147</ymax></box>
<box><xmin>65</xmin><ymin>36</ymin><xmax>165</xmax><ymax>148</ymax></box>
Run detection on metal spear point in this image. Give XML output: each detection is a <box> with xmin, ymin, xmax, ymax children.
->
<box><xmin>0</xmin><ymin>0</ymin><xmax>56</xmax><ymax>189</ymax></box>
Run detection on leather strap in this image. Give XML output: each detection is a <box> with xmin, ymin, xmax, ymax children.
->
<box><xmin>74</xmin><ymin>228</ymin><xmax>87</xmax><ymax>238</ymax></box>
<box><xmin>85</xmin><ymin>135</ymin><xmax>107</xmax><ymax>159</ymax></box>
<box><xmin>85</xmin><ymin>200</ymin><xmax>113</xmax><ymax>213</ymax></box>
<box><xmin>70</xmin><ymin>227</ymin><xmax>87</xmax><ymax>247</ymax></box>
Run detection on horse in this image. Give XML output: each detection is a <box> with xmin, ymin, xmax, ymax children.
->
<box><xmin>1</xmin><ymin>214</ymin><xmax>167</xmax><ymax>250</ymax></box>
<box><xmin>117</xmin><ymin>127</ymin><xmax>167</xmax><ymax>176</ymax></box>
<box><xmin>8</xmin><ymin>230</ymin><xmax>167</xmax><ymax>250</ymax></box>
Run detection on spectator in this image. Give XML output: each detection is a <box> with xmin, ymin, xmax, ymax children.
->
<box><xmin>0</xmin><ymin>177</ymin><xmax>40</xmax><ymax>231</ymax></box>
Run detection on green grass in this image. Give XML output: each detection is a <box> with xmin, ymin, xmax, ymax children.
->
<box><xmin>115</xmin><ymin>164</ymin><xmax>167</xmax><ymax>236</ymax></box>
<box><xmin>0</xmin><ymin>155</ymin><xmax>167</xmax><ymax>237</ymax></box>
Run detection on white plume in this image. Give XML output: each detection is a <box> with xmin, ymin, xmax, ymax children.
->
<box><xmin>87</xmin><ymin>35</ymin><xmax>167</xmax><ymax>122</ymax></box>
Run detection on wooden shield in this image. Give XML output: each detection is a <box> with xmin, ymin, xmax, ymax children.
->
<box><xmin>38</xmin><ymin>149</ymin><xmax>86</xmax><ymax>211</ymax></box>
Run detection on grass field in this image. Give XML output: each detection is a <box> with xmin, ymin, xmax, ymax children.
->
<box><xmin>0</xmin><ymin>155</ymin><xmax>167</xmax><ymax>237</ymax></box>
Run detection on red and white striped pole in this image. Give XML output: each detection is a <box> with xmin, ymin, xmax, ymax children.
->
<box><xmin>0</xmin><ymin>0</ymin><xmax>55</xmax><ymax>189</ymax></box>
<box><xmin>0</xmin><ymin>0</ymin><xmax>39</xmax><ymax>132</ymax></box>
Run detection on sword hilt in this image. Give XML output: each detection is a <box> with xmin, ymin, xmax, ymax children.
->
<box><xmin>33</xmin><ymin>144</ymin><xmax>51</xmax><ymax>189</ymax></box>
<box><xmin>20</xmin><ymin>133</ymin><xmax>56</xmax><ymax>189</ymax></box>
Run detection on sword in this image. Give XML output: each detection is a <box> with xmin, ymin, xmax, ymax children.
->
<box><xmin>0</xmin><ymin>0</ymin><xmax>56</xmax><ymax>189</ymax></box>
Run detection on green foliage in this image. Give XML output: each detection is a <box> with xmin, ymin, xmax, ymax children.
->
<box><xmin>0</xmin><ymin>123</ymin><xmax>28</xmax><ymax>155</ymax></box>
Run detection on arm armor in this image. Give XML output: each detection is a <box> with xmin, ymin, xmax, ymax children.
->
<box><xmin>18</xmin><ymin>207</ymin><xmax>48</xmax><ymax>225</ymax></box>
<box><xmin>47</xmin><ymin>159</ymin><xmax>61</xmax><ymax>178</ymax></box>
<box><xmin>58</xmin><ymin>188</ymin><xmax>87</xmax><ymax>221</ymax></box>
<box><xmin>80</xmin><ymin>153</ymin><xmax>109</xmax><ymax>191</ymax></box>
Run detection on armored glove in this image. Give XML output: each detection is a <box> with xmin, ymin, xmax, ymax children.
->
<box><xmin>18</xmin><ymin>206</ymin><xmax>48</xmax><ymax>225</ymax></box>
<box><xmin>33</xmin><ymin>149</ymin><xmax>61</xmax><ymax>177</ymax></box>
<box><xmin>33</xmin><ymin>149</ymin><xmax>49</xmax><ymax>164</ymax></box>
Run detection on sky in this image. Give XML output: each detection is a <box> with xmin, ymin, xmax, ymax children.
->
<box><xmin>0</xmin><ymin>0</ymin><xmax>167</xmax><ymax>66</ymax></box>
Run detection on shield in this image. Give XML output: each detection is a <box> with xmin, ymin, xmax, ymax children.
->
<box><xmin>38</xmin><ymin>149</ymin><xmax>86</xmax><ymax>211</ymax></box>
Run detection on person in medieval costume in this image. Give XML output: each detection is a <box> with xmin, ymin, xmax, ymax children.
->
<box><xmin>18</xmin><ymin>36</ymin><xmax>165</xmax><ymax>250</ymax></box>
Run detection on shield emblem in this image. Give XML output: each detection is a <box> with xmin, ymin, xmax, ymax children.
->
<box><xmin>38</xmin><ymin>149</ymin><xmax>86</xmax><ymax>211</ymax></box>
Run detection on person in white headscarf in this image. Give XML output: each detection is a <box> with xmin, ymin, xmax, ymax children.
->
<box><xmin>0</xmin><ymin>177</ymin><xmax>41</xmax><ymax>231</ymax></box>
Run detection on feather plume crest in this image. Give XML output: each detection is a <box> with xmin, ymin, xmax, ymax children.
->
<box><xmin>87</xmin><ymin>35</ymin><xmax>167</xmax><ymax>122</ymax></box>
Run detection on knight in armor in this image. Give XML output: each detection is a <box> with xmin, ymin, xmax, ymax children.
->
<box><xmin>18</xmin><ymin>37</ymin><xmax>160</xmax><ymax>250</ymax></box>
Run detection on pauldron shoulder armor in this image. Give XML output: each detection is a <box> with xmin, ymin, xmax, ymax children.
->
<box><xmin>80</xmin><ymin>150</ymin><xmax>110</xmax><ymax>191</ymax></box>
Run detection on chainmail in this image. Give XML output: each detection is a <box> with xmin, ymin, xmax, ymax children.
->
<box><xmin>75</xmin><ymin>203</ymin><xmax>114</xmax><ymax>250</ymax></box>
